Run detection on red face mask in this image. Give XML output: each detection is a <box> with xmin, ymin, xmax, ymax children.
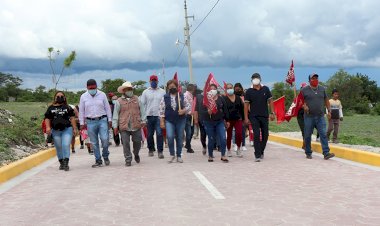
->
<box><xmin>310</xmin><ymin>80</ymin><xmax>318</xmax><ymax>87</ymax></box>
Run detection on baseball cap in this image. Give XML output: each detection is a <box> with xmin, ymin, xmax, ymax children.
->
<box><xmin>308</xmin><ymin>73</ymin><xmax>318</xmax><ymax>80</ymax></box>
<box><xmin>149</xmin><ymin>75</ymin><xmax>158</xmax><ymax>81</ymax></box>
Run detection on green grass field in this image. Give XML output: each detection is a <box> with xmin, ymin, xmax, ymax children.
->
<box><xmin>0</xmin><ymin>102</ymin><xmax>49</xmax><ymax>120</ymax></box>
<box><xmin>269</xmin><ymin>114</ymin><xmax>380</xmax><ymax>147</ymax></box>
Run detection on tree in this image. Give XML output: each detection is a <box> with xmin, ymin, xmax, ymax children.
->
<box><xmin>34</xmin><ymin>85</ymin><xmax>50</xmax><ymax>102</ymax></box>
<box><xmin>131</xmin><ymin>80</ymin><xmax>147</xmax><ymax>96</ymax></box>
<box><xmin>0</xmin><ymin>72</ymin><xmax>23</xmax><ymax>101</ymax></box>
<box><xmin>356</xmin><ymin>73</ymin><xmax>378</xmax><ymax>103</ymax></box>
<box><xmin>100</xmin><ymin>78</ymin><xmax>125</xmax><ymax>96</ymax></box>
<box><xmin>48</xmin><ymin>47</ymin><xmax>76</xmax><ymax>91</ymax></box>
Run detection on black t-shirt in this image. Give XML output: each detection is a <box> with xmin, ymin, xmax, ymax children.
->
<box><xmin>244</xmin><ymin>86</ymin><xmax>272</xmax><ymax>118</ymax></box>
<box><xmin>44</xmin><ymin>105</ymin><xmax>75</xmax><ymax>131</ymax></box>
<box><xmin>223</xmin><ymin>95</ymin><xmax>244</xmax><ymax>120</ymax></box>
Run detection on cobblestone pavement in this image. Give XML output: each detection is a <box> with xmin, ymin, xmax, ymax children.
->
<box><xmin>1</xmin><ymin>139</ymin><xmax>380</xmax><ymax>226</ymax></box>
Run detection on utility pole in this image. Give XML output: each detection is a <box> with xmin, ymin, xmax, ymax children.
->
<box><xmin>184</xmin><ymin>0</ymin><xmax>194</xmax><ymax>83</ymax></box>
<box><xmin>162</xmin><ymin>58</ymin><xmax>166</xmax><ymax>90</ymax></box>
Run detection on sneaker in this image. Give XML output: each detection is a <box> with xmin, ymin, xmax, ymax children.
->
<box><xmin>255</xmin><ymin>158</ymin><xmax>261</xmax><ymax>162</ymax></box>
<box><xmin>324</xmin><ymin>153</ymin><xmax>335</xmax><ymax>160</ymax></box>
<box><xmin>236</xmin><ymin>150</ymin><xmax>243</xmax><ymax>158</ymax></box>
<box><xmin>233</xmin><ymin>144</ymin><xmax>238</xmax><ymax>152</ymax></box>
<box><xmin>71</xmin><ymin>149</ymin><xmax>75</xmax><ymax>154</ymax></box>
<box><xmin>306</xmin><ymin>154</ymin><xmax>312</xmax><ymax>159</ymax></box>
<box><xmin>148</xmin><ymin>151</ymin><xmax>154</xmax><ymax>157</ymax></box>
<box><xmin>125</xmin><ymin>162</ymin><xmax>132</xmax><ymax>167</ymax></box>
<box><xmin>316</xmin><ymin>137</ymin><xmax>320</xmax><ymax>142</ymax></box>
<box><xmin>168</xmin><ymin>156</ymin><xmax>176</xmax><ymax>163</ymax></box>
<box><xmin>187</xmin><ymin>148</ymin><xmax>195</xmax><ymax>153</ymax></box>
<box><xmin>260</xmin><ymin>154</ymin><xmax>264</xmax><ymax>159</ymax></box>
<box><xmin>250</xmin><ymin>141</ymin><xmax>254</xmax><ymax>146</ymax></box>
<box><xmin>227</xmin><ymin>150</ymin><xmax>233</xmax><ymax>157</ymax></box>
<box><xmin>158</xmin><ymin>152</ymin><xmax>164</xmax><ymax>159</ymax></box>
<box><xmin>80</xmin><ymin>145</ymin><xmax>84</xmax><ymax>149</ymax></box>
<box><xmin>241</xmin><ymin>146</ymin><xmax>247</xmax><ymax>151</ymax></box>
<box><xmin>165</xmin><ymin>143</ymin><xmax>168</xmax><ymax>148</ymax></box>
<box><xmin>134</xmin><ymin>155</ymin><xmax>140</xmax><ymax>163</ymax></box>
<box><xmin>202</xmin><ymin>148</ymin><xmax>207</xmax><ymax>155</ymax></box>
<box><xmin>104</xmin><ymin>158</ymin><xmax>110</xmax><ymax>166</ymax></box>
<box><xmin>177</xmin><ymin>157</ymin><xmax>183</xmax><ymax>163</ymax></box>
<box><xmin>92</xmin><ymin>161</ymin><xmax>103</xmax><ymax>168</ymax></box>
<box><xmin>88</xmin><ymin>149</ymin><xmax>94</xmax><ymax>155</ymax></box>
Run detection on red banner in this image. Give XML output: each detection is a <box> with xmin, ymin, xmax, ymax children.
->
<box><xmin>273</xmin><ymin>96</ymin><xmax>286</xmax><ymax>124</ymax></box>
<box><xmin>202</xmin><ymin>73</ymin><xmax>220</xmax><ymax>114</ymax></box>
<box><xmin>285</xmin><ymin>60</ymin><xmax>295</xmax><ymax>86</ymax></box>
<box><xmin>173</xmin><ymin>72</ymin><xmax>182</xmax><ymax>93</ymax></box>
<box><xmin>284</xmin><ymin>92</ymin><xmax>304</xmax><ymax>121</ymax></box>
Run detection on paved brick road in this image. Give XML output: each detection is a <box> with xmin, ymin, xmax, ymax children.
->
<box><xmin>1</xmin><ymin>140</ymin><xmax>380</xmax><ymax>226</ymax></box>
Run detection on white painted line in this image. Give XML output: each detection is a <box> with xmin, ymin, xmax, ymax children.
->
<box><xmin>193</xmin><ymin>171</ymin><xmax>225</xmax><ymax>200</ymax></box>
<box><xmin>268</xmin><ymin>141</ymin><xmax>380</xmax><ymax>172</ymax></box>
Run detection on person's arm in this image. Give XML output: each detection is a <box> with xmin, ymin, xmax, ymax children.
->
<box><xmin>112</xmin><ymin>100</ymin><xmax>120</xmax><ymax>129</ymax></box>
<box><xmin>79</xmin><ymin>95</ymin><xmax>85</xmax><ymax>127</ymax></box>
<box><xmin>244</xmin><ymin>91</ymin><xmax>250</xmax><ymax>125</ymax></box>
<box><xmin>325</xmin><ymin>97</ymin><xmax>331</xmax><ymax>120</ymax></box>
<box><xmin>159</xmin><ymin>97</ymin><xmax>166</xmax><ymax>129</ymax></box>
<box><xmin>139</xmin><ymin>98</ymin><xmax>147</xmax><ymax>125</ymax></box>
<box><xmin>268</xmin><ymin>97</ymin><xmax>275</xmax><ymax>121</ymax></box>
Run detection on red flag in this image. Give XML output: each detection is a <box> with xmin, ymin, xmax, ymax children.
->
<box><xmin>173</xmin><ymin>72</ymin><xmax>182</xmax><ymax>93</ymax></box>
<box><xmin>285</xmin><ymin>60</ymin><xmax>295</xmax><ymax>86</ymax></box>
<box><xmin>202</xmin><ymin>73</ymin><xmax>220</xmax><ymax>114</ymax></box>
<box><xmin>273</xmin><ymin>96</ymin><xmax>286</xmax><ymax>124</ymax></box>
<box><xmin>284</xmin><ymin>92</ymin><xmax>304</xmax><ymax>121</ymax></box>
<box><xmin>223</xmin><ymin>81</ymin><xmax>227</xmax><ymax>92</ymax></box>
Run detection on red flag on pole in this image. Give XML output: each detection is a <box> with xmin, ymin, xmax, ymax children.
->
<box><xmin>202</xmin><ymin>73</ymin><xmax>220</xmax><ymax>114</ymax></box>
<box><xmin>285</xmin><ymin>60</ymin><xmax>295</xmax><ymax>86</ymax></box>
<box><xmin>273</xmin><ymin>96</ymin><xmax>286</xmax><ymax>124</ymax></box>
<box><xmin>173</xmin><ymin>72</ymin><xmax>182</xmax><ymax>93</ymax></box>
<box><xmin>223</xmin><ymin>81</ymin><xmax>227</xmax><ymax>93</ymax></box>
<box><xmin>284</xmin><ymin>92</ymin><xmax>304</xmax><ymax>121</ymax></box>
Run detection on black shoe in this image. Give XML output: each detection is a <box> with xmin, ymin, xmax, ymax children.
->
<box><xmin>63</xmin><ymin>158</ymin><xmax>70</xmax><ymax>171</ymax></box>
<box><xmin>88</xmin><ymin>148</ymin><xmax>94</xmax><ymax>155</ymax></box>
<box><xmin>71</xmin><ymin>149</ymin><xmax>75</xmax><ymax>154</ymax></box>
<box><xmin>134</xmin><ymin>155</ymin><xmax>140</xmax><ymax>163</ymax></box>
<box><xmin>125</xmin><ymin>162</ymin><xmax>132</xmax><ymax>167</ymax></box>
<box><xmin>80</xmin><ymin>145</ymin><xmax>84</xmax><ymax>149</ymax></box>
<box><xmin>306</xmin><ymin>154</ymin><xmax>313</xmax><ymax>159</ymax></box>
<box><xmin>104</xmin><ymin>158</ymin><xmax>110</xmax><ymax>166</ymax></box>
<box><xmin>59</xmin><ymin>159</ymin><xmax>64</xmax><ymax>170</ymax></box>
<box><xmin>148</xmin><ymin>151</ymin><xmax>154</xmax><ymax>157</ymax></box>
<box><xmin>260</xmin><ymin>154</ymin><xmax>264</xmax><ymax>159</ymax></box>
<box><xmin>158</xmin><ymin>152</ymin><xmax>164</xmax><ymax>159</ymax></box>
<box><xmin>92</xmin><ymin>161</ymin><xmax>103</xmax><ymax>168</ymax></box>
<box><xmin>187</xmin><ymin>148</ymin><xmax>194</xmax><ymax>153</ymax></box>
<box><xmin>324</xmin><ymin>153</ymin><xmax>335</xmax><ymax>160</ymax></box>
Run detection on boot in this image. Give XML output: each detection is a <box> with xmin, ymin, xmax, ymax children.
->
<box><xmin>63</xmin><ymin>158</ymin><xmax>70</xmax><ymax>171</ymax></box>
<box><xmin>59</xmin><ymin>159</ymin><xmax>64</xmax><ymax>170</ymax></box>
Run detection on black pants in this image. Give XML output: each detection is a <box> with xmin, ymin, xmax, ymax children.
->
<box><xmin>250</xmin><ymin>116</ymin><xmax>269</xmax><ymax>158</ymax></box>
<box><xmin>199</xmin><ymin>121</ymin><xmax>207</xmax><ymax>149</ymax></box>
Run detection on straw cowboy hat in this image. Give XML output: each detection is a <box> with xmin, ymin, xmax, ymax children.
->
<box><xmin>117</xmin><ymin>81</ymin><xmax>133</xmax><ymax>93</ymax></box>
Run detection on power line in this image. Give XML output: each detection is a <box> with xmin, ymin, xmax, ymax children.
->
<box><xmin>174</xmin><ymin>44</ymin><xmax>186</xmax><ymax>65</ymax></box>
<box><xmin>190</xmin><ymin>0</ymin><xmax>220</xmax><ymax>36</ymax></box>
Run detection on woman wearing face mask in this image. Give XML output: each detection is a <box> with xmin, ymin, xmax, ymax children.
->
<box><xmin>113</xmin><ymin>81</ymin><xmax>146</xmax><ymax>166</ymax></box>
<box><xmin>159</xmin><ymin>80</ymin><xmax>190</xmax><ymax>163</ymax></box>
<box><xmin>44</xmin><ymin>91</ymin><xmax>78</xmax><ymax>171</ymax></box>
<box><xmin>233</xmin><ymin>83</ymin><xmax>248</xmax><ymax>152</ymax></box>
<box><xmin>224</xmin><ymin>83</ymin><xmax>245</xmax><ymax>157</ymax></box>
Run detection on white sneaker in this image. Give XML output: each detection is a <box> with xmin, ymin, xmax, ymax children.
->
<box><xmin>236</xmin><ymin>149</ymin><xmax>243</xmax><ymax>158</ymax></box>
<box><xmin>227</xmin><ymin>150</ymin><xmax>233</xmax><ymax>157</ymax></box>
<box><xmin>168</xmin><ymin>156</ymin><xmax>176</xmax><ymax>163</ymax></box>
<box><xmin>241</xmin><ymin>146</ymin><xmax>247</xmax><ymax>151</ymax></box>
<box><xmin>316</xmin><ymin>137</ymin><xmax>320</xmax><ymax>142</ymax></box>
<box><xmin>177</xmin><ymin>157</ymin><xmax>183</xmax><ymax>163</ymax></box>
<box><xmin>250</xmin><ymin>141</ymin><xmax>254</xmax><ymax>146</ymax></box>
<box><xmin>233</xmin><ymin>144</ymin><xmax>238</xmax><ymax>152</ymax></box>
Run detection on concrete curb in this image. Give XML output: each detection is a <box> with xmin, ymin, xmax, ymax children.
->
<box><xmin>269</xmin><ymin>134</ymin><xmax>380</xmax><ymax>167</ymax></box>
<box><xmin>0</xmin><ymin>148</ymin><xmax>57</xmax><ymax>184</ymax></box>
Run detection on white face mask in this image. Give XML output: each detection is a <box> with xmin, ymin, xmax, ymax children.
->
<box><xmin>252</xmin><ymin>78</ymin><xmax>261</xmax><ymax>86</ymax></box>
<box><xmin>208</xmin><ymin>89</ymin><xmax>218</xmax><ymax>96</ymax></box>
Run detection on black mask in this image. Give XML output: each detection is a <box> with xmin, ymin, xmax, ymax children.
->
<box><xmin>235</xmin><ymin>91</ymin><xmax>243</xmax><ymax>96</ymax></box>
<box><xmin>56</xmin><ymin>96</ymin><xmax>65</xmax><ymax>104</ymax></box>
<box><xmin>169</xmin><ymin>87</ymin><xmax>177</xmax><ymax>94</ymax></box>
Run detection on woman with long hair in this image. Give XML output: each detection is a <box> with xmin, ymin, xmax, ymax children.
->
<box><xmin>44</xmin><ymin>91</ymin><xmax>78</xmax><ymax>171</ymax></box>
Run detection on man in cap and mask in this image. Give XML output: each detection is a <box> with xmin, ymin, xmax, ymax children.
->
<box><xmin>244</xmin><ymin>73</ymin><xmax>275</xmax><ymax>162</ymax></box>
<box><xmin>79</xmin><ymin>79</ymin><xmax>113</xmax><ymax>168</ymax></box>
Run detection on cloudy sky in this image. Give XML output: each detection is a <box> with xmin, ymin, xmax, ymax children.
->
<box><xmin>1</xmin><ymin>0</ymin><xmax>380</xmax><ymax>91</ymax></box>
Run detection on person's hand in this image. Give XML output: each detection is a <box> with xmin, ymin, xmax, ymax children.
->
<box><xmin>340</xmin><ymin>117</ymin><xmax>343</xmax><ymax>121</ymax></box>
<box><xmin>194</xmin><ymin>120</ymin><xmax>199</xmax><ymax>126</ymax></box>
<box><xmin>225</xmin><ymin>122</ymin><xmax>230</xmax><ymax>129</ymax></box>
<box><xmin>46</xmin><ymin>128</ymin><xmax>52</xmax><ymax>135</ymax></box>
<box><xmin>80</xmin><ymin>125</ymin><xmax>87</xmax><ymax>130</ymax></box>
<box><xmin>160</xmin><ymin>121</ymin><xmax>165</xmax><ymax>129</ymax></box>
<box><xmin>113</xmin><ymin>128</ymin><xmax>119</xmax><ymax>136</ymax></box>
<box><xmin>208</xmin><ymin>109</ymin><xmax>212</xmax><ymax>115</ymax></box>
<box><xmin>178</xmin><ymin>109</ymin><xmax>186</xmax><ymax>115</ymax></box>
<box><xmin>303</xmin><ymin>104</ymin><xmax>309</xmax><ymax>114</ymax></box>
<box><xmin>73</xmin><ymin>127</ymin><xmax>79</xmax><ymax>136</ymax></box>
<box><xmin>244</xmin><ymin>118</ymin><xmax>250</xmax><ymax>126</ymax></box>
<box><xmin>108</xmin><ymin>122</ymin><xmax>112</xmax><ymax>129</ymax></box>
<box><xmin>269</xmin><ymin>113</ymin><xmax>275</xmax><ymax>121</ymax></box>
<box><xmin>327</xmin><ymin>112</ymin><xmax>331</xmax><ymax>120</ymax></box>
<box><xmin>140</xmin><ymin>122</ymin><xmax>146</xmax><ymax>128</ymax></box>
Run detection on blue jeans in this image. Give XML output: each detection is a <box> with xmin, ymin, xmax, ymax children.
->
<box><xmin>87</xmin><ymin>117</ymin><xmax>110</xmax><ymax>162</ymax></box>
<box><xmin>203</xmin><ymin>120</ymin><xmax>227</xmax><ymax>157</ymax></box>
<box><xmin>304</xmin><ymin>115</ymin><xmax>330</xmax><ymax>156</ymax></box>
<box><xmin>52</xmin><ymin>127</ymin><xmax>73</xmax><ymax>160</ymax></box>
<box><xmin>165</xmin><ymin>118</ymin><xmax>186</xmax><ymax>157</ymax></box>
<box><xmin>184</xmin><ymin>115</ymin><xmax>194</xmax><ymax>150</ymax></box>
<box><xmin>147</xmin><ymin>116</ymin><xmax>163</xmax><ymax>152</ymax></box>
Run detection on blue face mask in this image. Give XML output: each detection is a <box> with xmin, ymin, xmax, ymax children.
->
<box><xmin>88</xmin><ymin>89</ymin><xmax>97</xmax><ymax>96</ymax></box>
<box><xmin>227</xmin><ymin>89</ymin><xmax>234</xmax><ymax>96</ymax></box>
<box><xmin>150</xmin><ymin>81</ymin><xmax>158</xmax><ymax>89</ymax></box>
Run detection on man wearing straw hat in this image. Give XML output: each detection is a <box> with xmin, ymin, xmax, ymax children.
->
<box><xmin>113</xmin><ymin>81</ymin><xmax>146</xmax><ymax>166</ymax></box>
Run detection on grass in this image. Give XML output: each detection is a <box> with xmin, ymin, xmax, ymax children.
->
<box><xmin>0</xmin><ymin>102</ymin><xmax>49</xmax><ymax>120</ymax></box>
<box><xmin>269</xmin><ymin>114</ymin><xmax>380</xmax><ymax>147</ymax></box>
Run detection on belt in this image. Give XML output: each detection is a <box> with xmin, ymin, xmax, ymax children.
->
<box><xmin>86</xmin><ymin>115</ymin><xmax>107</xmax><ymax>120</ymax></box>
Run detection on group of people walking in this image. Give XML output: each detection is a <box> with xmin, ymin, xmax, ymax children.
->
<box><xmin>44</xmin><ymin>72</ymin><xmax>337</xmax><ymax>171</ymax></box>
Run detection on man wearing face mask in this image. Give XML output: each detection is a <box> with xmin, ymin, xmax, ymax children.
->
<box><xmin>244</xmin><ymin>73</ymin><xmax>275</xmax><ymax>162</ymax></box>
<box><xmin>140</xmin><ymin>75</ymin><xmax>166</xmax><ymax>158</ymax></box>
<box><xmin>113</xmin><ymin>81</ymin><xmax>146</xmax><ymax>166</ymax></box>
<box><xmin>79</xmin><ymin>79</ymin><xmax>113</xmax><ymax>168</ymax></box>
<box><xmin>183</xmin><ymin>84</ymin><xmax>196</xmax><ymax>153</ymax></box>
<box><xmin>300</xmin><ymin>74</ymin><xmax>335</xmax><ymax>160</ymax></box>
<box><xmin>108</xmin><ymin>92</ymin><xmax>120</xmax><ymax>146</ymax></box>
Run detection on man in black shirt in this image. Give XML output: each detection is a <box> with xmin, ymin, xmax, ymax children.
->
<box><xmin>244</xmin><ymin>73</ymin><xmax>275</xmax><ymax>162</ymax></box>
